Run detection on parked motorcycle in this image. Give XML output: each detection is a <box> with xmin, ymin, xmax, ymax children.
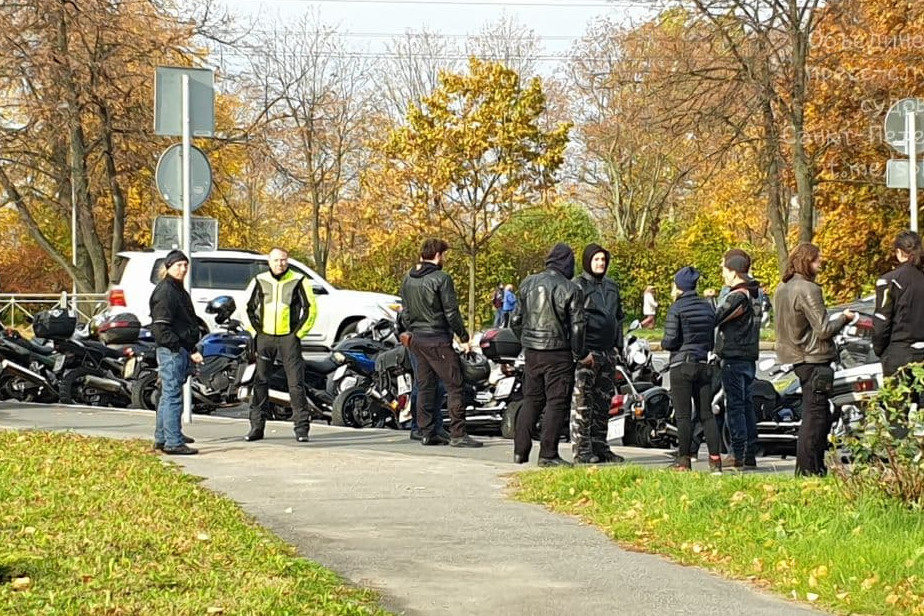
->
<box><xmin>331</xmin><ymin>344</ymin><xmax>414</xmax><ymax>429</ymax></box>
<box><xmin>619</xmin><ymin>320</ymin><xmax>675</xmax><ymax>448</ymax></box>
<box><xmin>0</xmin><ymin>328</ymin><xmax>63</xmax><ymax>403</ymax></box>
<box><xmin>130</xmin><ymin>296</ymin><xmax>252</xmax><ymax>414</ymax></box>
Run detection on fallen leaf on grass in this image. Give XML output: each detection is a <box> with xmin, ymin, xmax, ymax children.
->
<box><xmin>206</xmin><ymin>607</ymin><xmax>224</xmax><ymax>614</ymax></box>
<box><xmin>196</xmin><ymin>533</ymin><xmax>211</xmax><ymax>541</ymax></box>
<box><xmin>807</xmin><ymin>593</ymin><xmax>819</xmax><ymax>602</ymax></box>
<box><xmin>11</xmin><ymin>577</ymin><xmax>31</xmax><ymax>591</ymax></box>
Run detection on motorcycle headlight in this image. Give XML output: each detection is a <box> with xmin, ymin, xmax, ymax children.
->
<box><xmin>632</xmin><ymin>351</ymin><xmax>647</xmax><ymax>366</ymax></box>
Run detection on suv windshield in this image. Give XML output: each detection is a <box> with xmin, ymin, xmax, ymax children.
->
<box><xmin>149</xmin><ymin>258</ymin><xmax>269</xmax><ymax>290</ymax></box>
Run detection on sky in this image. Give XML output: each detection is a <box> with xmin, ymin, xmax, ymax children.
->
<box><xmin>217</xmin><ymin>0</ymin><xmax>661</xmax><ymax>69</ymax></box>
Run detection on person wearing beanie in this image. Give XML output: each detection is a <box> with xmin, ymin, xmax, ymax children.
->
<box><xmin>570</xmin><ymin>243</ymin><xmax>625</xmax><ymax>465</ymax></box>
<box><xmin>149</xmin><ymin>250</ymin><xmax>202</xmax><ymax>455</ymax></box>
<box><xmin>661</xmin><ymin>265</ymin><xmax>719</xmax><ymax>472</ymax></box>
<box><xmin>510</xmin><ymin>243</ymin><xmax>585</xmax><ymax>467</ymax></box>
<box><xmin>715</xmin><ymin>248</ymin><xmax>762</xmax><ymax>471</ymax></box>
<box><xmin>241</xmin><ymin>247</ymin><xmax>318</xmax><ymax>444</ymax></box>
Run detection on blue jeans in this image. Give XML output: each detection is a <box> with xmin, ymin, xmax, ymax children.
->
<box><xmin>721</xmin><ymin>359</ymin><xmax>757</xmax><ymax>461</ymax></box>
<box><xmin>154</xmin><ymin>347</ymin><xmax>190</xmax><ymax>448</ymax></box>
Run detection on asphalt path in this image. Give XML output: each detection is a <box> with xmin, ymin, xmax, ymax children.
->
<box><xmin>0</xmin><ymin>401</ymin><xmax>817</xmax><ymax>616</ymax></box>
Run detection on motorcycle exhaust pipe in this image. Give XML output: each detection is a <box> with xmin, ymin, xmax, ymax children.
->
<box><xmin>83</xmin><ymin>374</ymin><xmax>125</xmax><ymax>394</ymax></box>
<box><xmin>1</xmin><ymin>359</ymin><xmax>52</xmax><ymax>388</ymax></box>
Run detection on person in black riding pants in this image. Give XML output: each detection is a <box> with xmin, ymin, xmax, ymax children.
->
<box><xmin>661</xmin><ymin>266</ymin><xmax>720</xmax><ymax>473</ymax></box>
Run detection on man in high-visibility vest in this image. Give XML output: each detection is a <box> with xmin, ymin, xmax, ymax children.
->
<box><xmin>241</xmin><ymin>247</ymin><xmax>316</xmax><ymax>443</ymax></box>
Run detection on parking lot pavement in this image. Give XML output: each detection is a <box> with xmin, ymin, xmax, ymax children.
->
<box><xmin>0</xmin><ymin>401</ymin><xmax>813</xmax><ymax>616</ymax></box>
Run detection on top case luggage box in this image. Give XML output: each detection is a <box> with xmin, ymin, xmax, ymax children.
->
<box><xmin>479</xmin><ymin>328</ymin><xmax>521</xmax><ymax>361</ymax></box>
<box><xmin>32</xmin><ymin>309</ymin><xmax>77</xmax><ymax>339</ymax></box>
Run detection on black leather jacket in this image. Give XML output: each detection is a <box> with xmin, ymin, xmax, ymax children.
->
<box><xmin>399</xmin><ymin>262</ymin><xmax>469</xmax><ymax>343</ymax></box>
<box><xmin>872</xmin><ymin>262</ymin><xmax>924</xmax><ymax>356</ymax></box>
<box><xmin>149</xmin><ymin>276</ymin><xmax>200</xmax><ymax>352</ymax></box>
<box><xmin>715</xmin><ymin>278</ymin><xmax>761</xmax><ymax>361</ymax></box>
<box><xmin>661</xmin><ymin>291</ymin><xmax>715</xmax><ymax>366</ymax></box>
<box><xmin>574</xmin><ymin>272</ymin><xmax>624</xmax><ymax>352</ymax></box>
<box><xmin>511</xmin><ymin>269</ymin><xmax>585</xmax><ymax>359</ymax></box>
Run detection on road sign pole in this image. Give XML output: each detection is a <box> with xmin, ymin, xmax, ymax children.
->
<box><xmin>181</xmin><ymin>74</ymin><xmax>193</xmax><ymax>424</ymax></box>
<box><xmin>910</xmin><ymin>111</ymin><xmax>919</xmax><ymax>232</ymax></box>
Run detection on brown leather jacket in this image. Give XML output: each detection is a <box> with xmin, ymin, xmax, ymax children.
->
<box><xmin>774</xmin><ymin>274</ymin><xmax>850</xmax><ymax>365</ymax></box>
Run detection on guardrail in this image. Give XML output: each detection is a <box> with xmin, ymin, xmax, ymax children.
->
<box><xmin>0</xmin><ymin>292</ymin><xmax>110</xmax><ymax>328</ymax></box>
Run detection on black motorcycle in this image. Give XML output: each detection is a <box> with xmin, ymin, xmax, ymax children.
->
<box><xmin>0</xmin><ymin>328</ymin><xmax>63</xmax><ymax>403</ymax></box>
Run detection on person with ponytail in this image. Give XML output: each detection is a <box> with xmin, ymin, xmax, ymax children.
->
<box><xmin>873</xmin><ymin>231</ymin><xmax>924</xmax><ymax>377</ymax></box>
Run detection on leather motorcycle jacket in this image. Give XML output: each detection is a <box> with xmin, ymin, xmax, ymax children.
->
<box><xmin>399</xmin><ymin>262</ymin><xmax>469</xmax><ymax>343</ymax></box>
<box><xmin>511</xmin><ymin>269</ymin><xmax>586</xmax><ymax>360</ymax></box>
<box><xmin>774</xmin><ymin>274</ymin><xmax>849</xmax><ymax>365</ymax></box>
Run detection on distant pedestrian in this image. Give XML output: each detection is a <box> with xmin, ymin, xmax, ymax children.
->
<box><xmin>775</xmin><ymin>243</ymin><xmax>856</xmax><ymax>477</ymax></box>
<box><xmin>149</xmin><ymin>250</ymin><xmax>202</xmax><ymax>455</ymax></box>
<box><xmin>492</xmin><ymin>285</ymin><xmax>504</xmax><ymax>327</ymax></box>
<box><xmin>511</xmin><ymin>243</ymin><xmax>585</xmax><ymax>467</ymax></box>
<box><xmin>642</xmin><ymin>286</ymin><xmax>658</xmax><ymax>328</ymax></box>
<box><xmin>501</xmin><ymin>284</ymin><xmax>517</xmax><ymax>327</ymax></box>
<box><xmin>715</xmin><ymin>249</ymin><xmax>761</xmax><ymax>471</ymax></box>
<box><xmin>661</xmin><ymin>267</ymin><xmax>720</xmax><ymax>472</ymax></box>
<box><xmin>873</xmin><ymin>230</ymin><xmax>924</xmax><ymax>377</ymax></box>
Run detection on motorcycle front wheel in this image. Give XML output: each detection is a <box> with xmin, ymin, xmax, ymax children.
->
<box><xmin>332</xmin><ymin>386</ymin><xmax>387</xmax><ymax>429</ymax></box>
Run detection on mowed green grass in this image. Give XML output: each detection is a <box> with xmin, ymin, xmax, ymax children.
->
<box><xmin>0</xmin><ymin>430</ymin><xmax>390</xmax><ymax>615</ymax></box>
<box><xmin>514</xmin><ymin>465</ymin><xmax>924</xmax><ymax>615</ymax></box>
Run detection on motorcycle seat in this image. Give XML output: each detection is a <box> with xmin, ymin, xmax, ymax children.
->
<box><xmin>79</xmin><ymin>339</ymin><xmax>125</xmax><ymax>360</ymax></box>
<box><xmin>23</xmin><ymin>339</ymin><xmax>55</xmax><ymax>356</ymax></box>
<box><xmin>304</xmin><ymin>356</ymin><xmax>338</xmax><ymax>375</ymax></box>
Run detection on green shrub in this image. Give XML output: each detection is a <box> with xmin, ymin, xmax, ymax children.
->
<box><xmin>832</xmin><ymin>362</ymin><xmax>924</xmax><ymax>508</ymax></box>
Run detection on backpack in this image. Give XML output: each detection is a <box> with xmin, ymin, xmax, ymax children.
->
<box><xmin>492</xmin><ymin>288</ymin><xmax>503</xmax><ymax>309</ymax></box>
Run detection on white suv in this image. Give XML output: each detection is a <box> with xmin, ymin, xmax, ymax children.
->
<box><xmin>110</xmin><ymin>249</ymin><xmax>400</xmax><ymax>351</ymax></box>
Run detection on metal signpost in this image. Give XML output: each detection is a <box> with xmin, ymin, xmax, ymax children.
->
<box><xmin>154</xmin><ymin>66</ymin><xmax>214</xmax><ymax>424</ymax></box>
<box><xmin>884</xmin><ymin>97</ymin><xmax>924</xmax><ymax>232</ymax></box>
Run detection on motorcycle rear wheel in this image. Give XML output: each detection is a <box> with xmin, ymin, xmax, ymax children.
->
<box><xmin>60</xmin><ymin>367</ymin><xmax>115</xmax><ymax>407</ymax></box>
<box><xmin>332</xmin><ymin>386</ymin><xmax>387</xmax><ymax>429</ymax></box>
<box><xmin>131</xmin><ymin>371</ymin><xmax>160</xmax><ymax>410</ymax></box>
<box><xmin>500</xmin><ymin>399</ymin><xmax>521</xmax><ymax>440</ymax></box>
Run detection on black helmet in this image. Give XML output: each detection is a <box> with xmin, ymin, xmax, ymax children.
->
<box><xmin>460</xmin><ymin>351</ymin><xmax>491</xmax><ymax>384</ymax></box>
<box><xmin>205</xmin><ymin>295</ymin><xmax>236</xmax><ymax>324</ymax></box>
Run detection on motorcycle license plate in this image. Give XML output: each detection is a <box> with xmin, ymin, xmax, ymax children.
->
<box><xmin>397</xmin><ymin>373</ymin><xmax>413</xmax><ymax>395</ymax></box>
<box><xmin>53</xmin><ymin>355</ymin><xmax>66</xmax><ymax>373</ymax></box>
<box><xmin>494</xmin><ymin>377</ymin><xmax>515</xmax><ymax>399</ymax></box>
<box><xmin>332</xmin><ymin>365</ymin><xmax>347</xmax><ymax>381</ymax></box>
<box><xmin>122</xmin><ymin>357</ymin><xmax>136</xmax><ymax>379</ymax></box>
<box><xmin>606</xmin><ymin>416</ymin><xmax>626</xmax><ymax>442</ymax></box>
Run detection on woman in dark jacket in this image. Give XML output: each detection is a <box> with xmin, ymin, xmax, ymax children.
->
<box><xmin>661</xmin><ymin>266</ymin><xmax>720</xmax><ymax>472</ymax></box>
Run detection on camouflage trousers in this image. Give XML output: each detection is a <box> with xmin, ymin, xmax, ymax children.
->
<box><xmin>571</xmin><ymin>351</ymin><xmax>617</xmax><ymax>460</ymax></box>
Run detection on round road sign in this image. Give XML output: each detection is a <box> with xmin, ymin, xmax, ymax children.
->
<box><xmin>155</xmin><ymin>144</ymin><xmax>213</xmax><ymax>212</ymax></box>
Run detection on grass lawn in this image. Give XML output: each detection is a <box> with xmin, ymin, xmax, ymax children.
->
<box><xmin>514</xmin><ymin>465</ymin><xmax>924</xmax><ymax>616</ymax></box>
<box><xmin>0</xmin><ymin>431</ymin><xmax>389</xmax><ymax>615</ymax></box>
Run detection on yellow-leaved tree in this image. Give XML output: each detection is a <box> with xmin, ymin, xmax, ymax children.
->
<box><xmin>385</xmin><ymin>57</ymin><xmax>570</xmax><ymax>330</ymax></box>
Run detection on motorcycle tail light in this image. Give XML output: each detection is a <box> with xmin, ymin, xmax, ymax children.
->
<box><xmin>609</xmin><ymin>394</ymin><xmax>625</xmax><ymax>416</ymax></box>
<box><xmin>853</xmin><ymin>379</ymin><xmax>876</xmax><ymax>393</ymax></box>
<box><xmin>122</xmin><ymin>347</ymin><xmax>135</xmax><ymax>357</ymax></box>
<box><xmin>501</xmin><ymin>363</ymin><xmax>516</xmax><ymax>376</ymax></box>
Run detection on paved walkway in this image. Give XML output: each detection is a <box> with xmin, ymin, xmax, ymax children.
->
<box><xmin>0</xmin><ymin>402</ymin><xmax>819</xmax><ymax>616</ymax></box>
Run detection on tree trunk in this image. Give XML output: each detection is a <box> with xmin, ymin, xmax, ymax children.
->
<box><xmin>100</xmin><ymin>103</ymin><xmax>127</xmax><ymax>282</ymax></box>
<box><xmin>761</xmin><ymin>92</ymin><xmax>789</xmax><ymax>273</ymax></box>
<box><xmin>468</xmin><ymin>249</ymin><xmax>477</xmax><ymax>333</ymax></box>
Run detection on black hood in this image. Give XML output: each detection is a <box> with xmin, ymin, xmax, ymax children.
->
<box><xmin>545</xmin><ymin>243</ymin><xmax>575</xmax><ymax>279</ymax></box>
<box><xmin>582</xmin><ymin>243</ymin><xmax>610</xmax><ymax>279</ymax></box>
<box><xmin>409</xmin><ymin>261</ymin><xmax>441</xmax><ymax>278</ymax></box>
<box><xmin>733</xmin><ymin>276</ymin><xmax>761</xmax><ymax>298</ymax></box>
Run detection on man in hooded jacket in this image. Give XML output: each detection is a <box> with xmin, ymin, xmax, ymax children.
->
<box><xmin>511</xmin><ymin>243</ymin><xmax>586</xmax><ymax>467</ymax></box>
<box><xmin>571</xmin><ymin>243</ymin><xmax>625</xmax><ymax>464</ymax></box>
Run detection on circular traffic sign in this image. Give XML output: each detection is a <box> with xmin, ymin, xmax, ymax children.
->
<box><xmin>884</xmin><ymin>97</ymin><xmax>924</xmax><ymax>155</ymax></box>
<box><xmin>155</xmin><ymin>144</ymin><xmax>213</xmax><ymax>212</ymax></box>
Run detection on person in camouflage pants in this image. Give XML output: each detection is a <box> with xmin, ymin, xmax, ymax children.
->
<box><xmin>571</xmin><ymin>244</ymin><xmax>626</xmax><ymax>465</ymax></box>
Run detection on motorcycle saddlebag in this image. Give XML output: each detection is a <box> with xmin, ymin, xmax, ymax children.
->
<box><xmin>98</xmin><ymin>313</ymin><xmax>142</xmax><ymax>344</ymax></box>
<box><xmin>479</xmin><ymin>328</ymin><xmax>521</xmax><ymax>361</ymax></box>
<box><xmin>32</xmin><ymin>309</ymin><xmax>77</xmax><ymax>339</ymax></box>
<box><xmin>375</xmin><ymin>345</ymin><xmax>411</xmax><ymax>374</ymax></box>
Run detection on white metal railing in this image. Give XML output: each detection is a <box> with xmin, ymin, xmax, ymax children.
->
<box><xmin>0</xmin><ymin>292</ymin><xmax>109</xmax><ymax>328</ymax></box>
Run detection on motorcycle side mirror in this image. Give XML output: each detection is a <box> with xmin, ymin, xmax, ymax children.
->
<box><xmin>628</xmin><ymin>319</ymin><xmax>641</xmax><ymax>331</ymax></box>
<box><xmin>758</xmin><ymin>358</ymin><xmax>776</xmax><ymax>372</ymax></box>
